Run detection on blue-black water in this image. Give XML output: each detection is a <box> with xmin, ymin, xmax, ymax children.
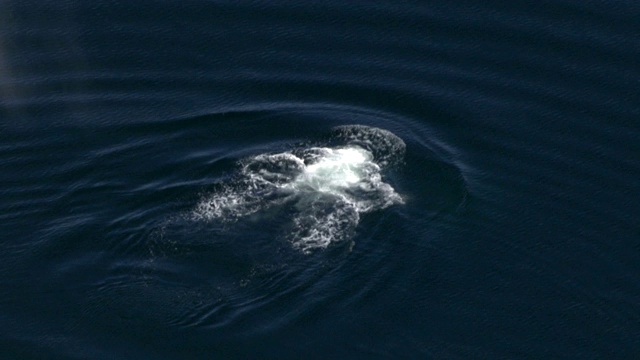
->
<box><xmin>2</xmin><ymin>1</ymin><xmax>639</xmax><ymax>358</ymax></box>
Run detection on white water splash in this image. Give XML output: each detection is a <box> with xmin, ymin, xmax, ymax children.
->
<box><xmin>193</xmin><ymin>125</ymin><xmax>405</xmax><ymax>253</ymax></box>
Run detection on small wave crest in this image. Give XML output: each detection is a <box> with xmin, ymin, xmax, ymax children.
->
<box><xmin>193</xmin><ymin>125</ymin><xmax>405</xmax><ymax>253</ymax></box>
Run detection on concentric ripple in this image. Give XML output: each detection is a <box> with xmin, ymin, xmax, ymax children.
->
<box><xmin>193</xmin><ymin>125</ymin><xmax>405</xmax><ymax>253</ymax></box>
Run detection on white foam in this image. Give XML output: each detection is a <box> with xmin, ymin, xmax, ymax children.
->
<box><xmin>193</xmin><ymin>125</ymin><xmax>405</xmax><ymax>253</ymax></box>
<box><xmin>288</xmin><ymin>147</ymin><xmax>371</xmax><ymax>193</ymax></box>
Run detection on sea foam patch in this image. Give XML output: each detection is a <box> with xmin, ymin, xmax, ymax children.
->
<box><xmin>194</xmin><ymin>125</ymin><xmax>405</xmax><ymax>253</ymax></box>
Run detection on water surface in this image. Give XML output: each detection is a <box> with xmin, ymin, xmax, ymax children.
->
<box><xmin>1</xmin><ymin>1</ymin><xmax>639</xmax><ymax>358</ymax></box>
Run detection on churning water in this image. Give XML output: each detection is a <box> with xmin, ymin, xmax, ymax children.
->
<box><xmin>194</xmin><ymin>125</ymin><xmax>405</xmax><ymax>252</ymax></box>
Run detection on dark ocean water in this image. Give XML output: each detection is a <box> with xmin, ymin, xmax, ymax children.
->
<box><xmin>2</xmin><ymin>1</ymin><xmax>640</xmax><ymax>358</ymax></box>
